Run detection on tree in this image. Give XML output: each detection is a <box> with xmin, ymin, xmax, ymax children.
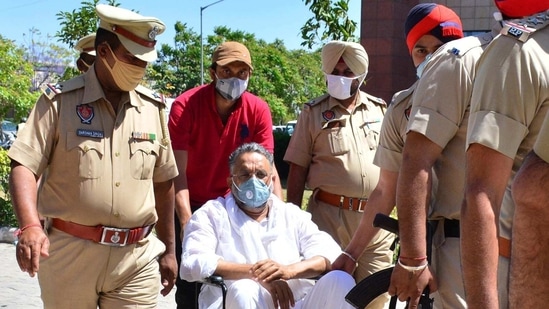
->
<box><xmin>150</xmin><ymin>25</ymin><xmax>326</xmax><ymax>124</ymax></box>
<box><xmin>55</xmin><ymin>0</ymin><xmax>120</xmax><ymax>48</ymax></box>
<box><xmin>148</xmin><ymin>22</ymin><xmax>202</xmax><ymax>96</ymax></box>
<box><xmin>0</xmin><ymin>35</ymin><xmax>39</xmax><ymax>121</ymax></box>
<box><xmin>300</xmin><ymin>0</ymin><xmax>358</xmax><ymax>49</ymax></box>
<box><xmin>22</xmin><ymin>28</ymin><xmax>75</xmax><ymax>88</ymax></box>
<box><xmin>52</xmin><ymin>1</ymin><xmax>328</xmax><ymax>123</ymax></box>
<box><xmin>55</xmin><ymin>1</ymin><xmax>121</xmax><ymax>80</ymax></box>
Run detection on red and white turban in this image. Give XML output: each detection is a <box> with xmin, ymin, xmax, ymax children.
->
<box><xmin>404</xmin><ymin>3</ymin><xmax>463</xmax><ymax>54</ymax></box>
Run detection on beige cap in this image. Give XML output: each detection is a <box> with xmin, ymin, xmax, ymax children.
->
<box><xmin>74</xmin><ymin>34</ymin><xmax>96</xmax><ymax>56</ymax></box>
<box><xmin>96</xmin><ymin>4</ymin><xmax>166</xmax><ymax>62</ymax></box>
<box><xmin>212</xmin><ymin>41</ymin><xmax>253</xmax><ymax>70</ymax></box>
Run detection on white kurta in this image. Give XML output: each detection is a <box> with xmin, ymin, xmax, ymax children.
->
<box><xmin>181</xmin><ymin>194</ymin><xmax>354</xmax><ymax>309</ymax></box>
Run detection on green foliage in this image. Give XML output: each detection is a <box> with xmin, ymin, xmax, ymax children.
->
<box><xmin>0</xmin><ymin>36</ymin><xmax>39</xmax><ymax>121</ymax></box>
<box><xmin>300</xmin><ymin>0</ymin><xmax>358</xmax><ymax>49</ymax></box>
<box><xmin>61</xmin><ymin>66</ymin><xmax>82</xmax><ymax>81</ymax></box>
<box><xmin>23</xmin><ymin>30</ymin><xmax>75</xmax><ymax>88</ymax></box>
<box><xmin>52</xmin><ymin>1</ymin><xmax>334</xmax><ymax>124</ymax></box>
<box><xmin>55</xmin><ymin>0</ymin><xmax>120</xmax><ymax>48</ymax></box>
<box><xmin>149</xmin><ymin>22</ymin><xmax>202</xmax><ymax>96</ymax></box>
<box><xmin>151</xmin><ymin>25</ymin><xmax>326</xmax><ymax>124</ymax></box>
<box><xmin>0</xmin><ymin>149</ymin><xmax>16</xmax><ymax>227</ymax></box>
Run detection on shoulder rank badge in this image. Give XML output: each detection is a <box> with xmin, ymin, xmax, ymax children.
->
<box><xmin>501</xmin><ymin>11</ymin><xmax>549</xmax><ymax>42</ymax></box>
<box><xmin>40</xmin><ymin>83</ymin><xmax>62</xmax><ymax>100</ymax></box>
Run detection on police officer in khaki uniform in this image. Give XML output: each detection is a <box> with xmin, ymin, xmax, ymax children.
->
<box><xmin>74</xmin><ymin>33</ymin><xmax>96</xmax><ymax>73</ymax></box>
<box><xmin>463</xmin><ymin>1</ymin><xmax>549</xmax><ymax>308</ymax></box>
<box><xmin>331</xmin><ymin>4</ymin><xmax>463</xmax><ymax>303</ymax></box>
<box><xmin>387</xmin><ymin>13</ymin><xmax>500</xmax><ymax>309</ymax></box>
<box><xmin>512</xmin><ymin>118</ymin><xmax>549</xmax><ymax>308</ymax></box>
<box><xmin>9</xmin><ymin>4</ymin><xmax>178</xmax><ymax>308</ymax></box>
<box><xmin>284</xmin><ymin>40</ymin><xmax>395</xmax><ymax>309</ymax></box>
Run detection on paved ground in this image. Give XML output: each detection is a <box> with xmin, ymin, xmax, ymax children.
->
<box><xmin>1</xmin><ymin>240</ymin><xmax>405</xmax><ymax>309</ymax></box>
<box><xmin>0</xmin><ymin>242</ymin><xmax>177</xmax><ymax>308</ymax></box>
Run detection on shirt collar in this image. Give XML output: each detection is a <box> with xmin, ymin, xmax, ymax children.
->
<box><xmin>327</xmin><ymin>91</ymin><xmax>365</xmax><ymax>110</ymax></box>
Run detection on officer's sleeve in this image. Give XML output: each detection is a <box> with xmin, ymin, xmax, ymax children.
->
<box><xmin>8</xmin><ymin>94</ymin><xmax>58</xmax><ymax>176</ymax></box>
<box><xmin>284</xmin><ymin>106</ymin><xmax>314</xmax><ymax>168</ymax></box>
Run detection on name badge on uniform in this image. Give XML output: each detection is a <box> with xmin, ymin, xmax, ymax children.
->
<box><xmin>77</xmin><ymin>129</ymin><xmax>104</xmax><ymax>139</ymax></box>
<box><xmin>131</xmin><ymin>131</ymin><xmax>156</xmax><ymax>142</ymax></box>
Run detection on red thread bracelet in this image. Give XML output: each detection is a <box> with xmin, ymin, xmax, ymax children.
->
<box><xmin>14</xmin><ymin>223</ymin><xmax>43</xmax><ymax>237</ymax></box>
<box><xmin>399</xmin><ymin>256</ymin><xmax>427</xmax><ymax>261</ymax></box>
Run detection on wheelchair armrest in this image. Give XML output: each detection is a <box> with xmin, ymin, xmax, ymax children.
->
<box><xmin>204</xmin><ymin>275</ymin><xmax>225</xmax><ymax>286</ymax></box>
<box><xmin>203</xmin><ymin>275</ymin><xmax>228</xmax><ymax>309</ymax></box>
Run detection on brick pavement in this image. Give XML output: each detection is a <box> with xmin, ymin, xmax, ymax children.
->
<box><xmin>0</xmin><ymin>242</ymin><xmax>177</xmax><ymax>308</ymax></box>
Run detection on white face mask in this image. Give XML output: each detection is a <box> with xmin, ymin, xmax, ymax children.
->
<box><xmin>215</xmin><ymin>75</ymin><xmax>248</xmax><ymax>101</ymax></box>
<box><xmin>325</xmin><ymin>73</ymin><xmax>366</xmax><ymax>100</ymax></box>
<box><xmin>416</xmin><ymin>53</ymin><xmax>433</xmax><ymax>79</ymax></box>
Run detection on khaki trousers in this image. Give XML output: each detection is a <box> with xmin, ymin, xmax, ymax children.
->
<box><xmin>39</xmin><ymin>227</ymin><xmax>165</xmax><ymax>309</ymax></box>
<box><xmin>308</xmin><ymin>195</ymin><xmax>395</xmax><ymax>309</ymax></box>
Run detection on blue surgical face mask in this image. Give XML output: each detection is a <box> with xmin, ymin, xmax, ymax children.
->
<box><xmin>215</xmin><ymin>75</ymin><xmax>248</xmax><ymax>101</ymax></box>
<box><xmin>416</xmin><ymin>54</ymin><xmax>433</xmax><ymax>79</ymax></box>
<box><xmin>232</xmin><ymin>176</ymin><xmax>272</xmax><ymax>208</ymax></box>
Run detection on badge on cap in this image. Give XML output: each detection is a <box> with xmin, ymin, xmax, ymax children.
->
<box><xmin>149</xmin><ymin>26</ymin><xmax>160</xmax><ymax>40</ymax></box>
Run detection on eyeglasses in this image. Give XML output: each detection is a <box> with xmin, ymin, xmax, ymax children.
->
<box><xmin>232</xmin><ymin>171</ymin><xmax>271</xmax><ymax>182</ymax></box>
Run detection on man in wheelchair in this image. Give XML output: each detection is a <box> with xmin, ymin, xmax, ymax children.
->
<box><xmin>180</xmin><ymin>143</ymin><xmax>355</xmax><ymax>309</ymax></box>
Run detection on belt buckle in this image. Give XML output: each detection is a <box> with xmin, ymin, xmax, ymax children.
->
<box><xmin>357</xmin><ymin>198</ymin><xmax>368</xmax><ymax>213</ymax></box>
<box><xmin>100</xmin><ymin>227</ymin><xmax>130</xmax><ymax>246</ymax></box>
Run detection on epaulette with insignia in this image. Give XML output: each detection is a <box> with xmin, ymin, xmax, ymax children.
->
<box><xmin>39</xmin><ymin>75</ymin><xmax>85</xmax><ymax>100</ymax></box>
<box><xmin>364</xmin><ymin>92</ymin><xmax>386</xmax><ymax>107</ymax></box>
<box><xmin>303</xmin><ymin>93</ymin><xmax>329</xmax><ymax>111</ymax></box>
<box><xmin>305</xmin><ymin>93</ymin><xmax>329</xmax><ymax>107</ymax></box>
<box><xmin>445</xmin><ymin>32</ymin><xmax>492</xmax><ymax>58</ymax></box>
<box><xmin>135</xmin><ymin>84</ymin><xmax>167</xmax><ymax>106</ymax></box>
<box><xmin>40</xmin><ymin>83</ymin><xmax>62</xmax><ymax>100</ymax></box>
<box><xmin>501</xmin><ymin>10</ymin><xmax>549</xmax><ymax>42</ymax></box>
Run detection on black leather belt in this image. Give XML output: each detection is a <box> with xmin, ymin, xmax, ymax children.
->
<box><xmin>444</xmin><ymin>219</ymin><xmax>460</xmax><ymax>238</ymax></box>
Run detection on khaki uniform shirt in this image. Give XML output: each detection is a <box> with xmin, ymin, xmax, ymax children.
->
<box><xmin>373</xmin><ymin>81</ymin><xmax>417</xmax><ymax>172</ymax></box>
<box><xmin>534</xmin><ymin>117</ymin><xmax>549</xmax><ymax>163</ymax></box>
<box><xmin>8</xmin><ymin>68</ymin><xmax>178</xmax><ymax>228</ymax></box>
<box><xmin>284</xmin><ymin>91</ymin><xmax>386</xmax><ymax>198</ymax></box>
<box><xmin>409</xmin><ymin>31</ymin><xmax>496</xmax><ymax>220</ymax></box>
<box><xmin>468</xmin><ymin>22</ymin><xmax>549</xmax><ymax>239</ymax></box>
